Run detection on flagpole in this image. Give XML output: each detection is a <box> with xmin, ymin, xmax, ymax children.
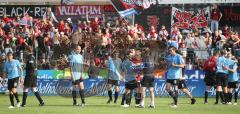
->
<box><xmin>182</xmin><ymin>2</ymin><xmax>185</xmax><ymax>11</ymax></box>
<box><xmin>170</xmin><ymin>7</ymin><xmax>174</xmax><ymax>35</ymax></box>
<box><xmin>133</xmin><ymin>14</ymin><xmax>135</xmax><ymax>25</ymax></box>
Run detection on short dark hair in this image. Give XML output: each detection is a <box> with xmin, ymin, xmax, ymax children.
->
<box><xmin>213</xmin><ymin>49</ymin><xmax>220</xmax><ymax>55</ymax></box>
<box><xmin>7</xmin><ymin>51</ymin><xmax>13</xmax><ymax>56</ymax></box>
<box><xmin>75</xmin><ymin>45</ymin><xmax>80</xmax><ymax>49</ymax></box>
<box><xmin>168</xmin><ymin>46</ymin><xmax>177</xmax><ymax>51</ymax></box>
<box><xmin>220</xmin><ymin>50</ymin><xmax>227</xmax><ymax>56</ymax></box>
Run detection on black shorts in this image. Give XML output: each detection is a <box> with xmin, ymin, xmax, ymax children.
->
<box><xmin>24</xmin><ymin>75</ymin><xmax>37</xmax><ymax>87</ymax></box>
<box><xmin>228</xmin><ymin>81</ymin><xmax>239</xmax><ymax>88</ymax></box>
<box><xmin>107</xmin><ymin>79</ymin><xmax>119</xmax><ymax>86</ymax></box>
<box><xmin>72</xmin><ymin>78</ymin><xmax>84</xmax><ymax>85</ymax></box>
<box><xmin>125</xmin><ymin>80</ymin><xmax>138</xmax><ymax>90</ymax></box>
<box><xmin>8</xmin><ymin>77</ymin><xmax>19</xmax><ymax>90</ymax></box>
<box><xmin>216</xmin><ymin>73</ymin><xmax>228</xmax><ymax>87</ymax></box>
<box><xmin>141</xmin><ymin>76</ymin><xmax>154</xmax><ymax>87</ymax></box>
<box><xmin>204</xmin><ymin>71</ymin><xmax>216</xmax><ymax>86</ymax></box>
<box><xmin>166</xmin><ymin>79</ymin><xmax>179</xmax><ymax>85</ymax></box>
<box><xmin>178</xmin><ymin>80</ymin><xmax>187</xmax><ymax>89</ymax></box>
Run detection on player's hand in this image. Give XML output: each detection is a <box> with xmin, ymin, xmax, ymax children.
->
<box><xmin>222</xmin><ymin>66</ymin><xmax>228</xmax><ymax>70</ymax></box>
<box><xmin>172</xmin><ymin>62</ymin><xmax>176</xmax><ymax>67</ymax></box>
<box><xmin>182</xmin><ymin>76</ymin><xmax>186</xmax><ymax>80</ymax></box>
<box><xmin>212</xmin><ymin>67</ymin><xmax>216</xmax><ymax>71</ymax></box>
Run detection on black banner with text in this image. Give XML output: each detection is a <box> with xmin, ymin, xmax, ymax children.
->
<box><xmin>135</xmin><ymin>6</ymin><xmax>172</xmax><ymax>32</ymax></box>
<box><xmin>0</xmin><ymin>5</ymin><xmax>55</xmax><ymax>18</ymax></box>
<box><xmin>219</xmin><ymin>6</ymin><xmax>240</xmax><ymax>27</ymax></box>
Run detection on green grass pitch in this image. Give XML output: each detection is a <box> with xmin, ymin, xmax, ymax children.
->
<box><xmin>0</xmin><ymin>95</ymin><xmax>239</xmax><ymax>114</ymax></box>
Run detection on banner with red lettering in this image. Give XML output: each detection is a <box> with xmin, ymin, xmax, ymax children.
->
<box><xmin>171</xmin><ymin>7</ymin><xmax>210</xmax><ymax>33</ymax></box>
<box><xmin>54</xmin><ymin>5</ymin><xmax>117</xmax><ymax>21</ymax></box>
<box><xmin>219</xmin><ymin>6</ymin><xmax>240</xmax><ymax>27</ymax></box>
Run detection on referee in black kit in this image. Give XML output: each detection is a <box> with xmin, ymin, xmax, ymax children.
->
<box><xmin>21</xmin><ymin>46</ymin><xmax>44</xmax><ymax>107</ymax></box>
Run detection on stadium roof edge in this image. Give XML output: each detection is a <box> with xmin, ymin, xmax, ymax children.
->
<box><xmin>1</xmin><ymin>0</ymin><xmax>240</xmax><ymax>5</ymax></box>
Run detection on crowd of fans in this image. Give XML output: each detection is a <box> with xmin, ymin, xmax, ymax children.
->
<box><xmin>0</xmin><ymin>7</ymin><xmax>239</xmax><ymax>72</ymax></box>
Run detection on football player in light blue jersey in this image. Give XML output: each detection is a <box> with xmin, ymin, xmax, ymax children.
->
<box><xmin>106</xmin><ymin>53</ymin><xmax>122</xmax><ymax>104</ymax></box>
<box><xmin>69</xmin><ymin>45</ymin><xmax>85</xmax><ymax>106</ymax></box>
<box><xmin>225</xmin><ymin>53</ymin><xmax>238</xmax><ymax>105</ymax></box>
<box><xmin>138</xmin><ymin>49</ymin><xmax>155</xmax><ymax>108</ymax></box>
<box><xmin>215</xmin><ymin>50</ymin><xmax>228</xmax><ymax>104</ymax></box>
<box><xmin>165</xmin><ymin>46</ymin><xmax>185</xmax><ymax>108</ymax></box>
<box><xmin>120</xmin><ymin>52</ymin><xmax>138</xmax><ymax>107</ymax></box>
<box><xmin>3</xmin><ymin>52</ymin><xmax>23</xmax><ymax>109</ymax></box>
<box><xmin>177</xmin><ymin>55</ymin><xmax>196</xmax><ymax>105</ymax></box>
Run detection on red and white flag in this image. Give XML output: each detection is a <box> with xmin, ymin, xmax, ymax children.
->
<box><xmin>142</xmin><ymin>0</ymin><xmax>151</xmax><ymax>9</ymax></box>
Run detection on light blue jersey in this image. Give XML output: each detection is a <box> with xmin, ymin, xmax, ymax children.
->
<box><xmin>226</xmin><ymin>59</ymin><xmax>238</xmax><ymax>82</ymax></box>
<box><xmin>122</xmin><ymin>59</ymin><xmax>137</xmax><ymax>82</ymax></box>
<box><xmin>69</xmin><ymin>53</ymin><xmax>84</xmax><ymax>81</ymax></box>
<box><xmin>108</xmin><ymin>57</ymin><xmax>121</xmax><ymax>80</ymax></box>
<box><xmin>142</xmin><ymin>56</ymin><xmax>154</xmax><ymax>76</ymax></box>
<box><xmin>166</xmin><ymin>53</ymin><xmax>184</xmax><ymax>79</ymax></box>
<box><xmin>3</xmin><ymin>59</ymin><xmax>21</xmax><ymax>79</ymax></box>
<box><xmin>216</xmin><ymin>56</ymin><xmax>228</xmax><ymax>74</ymax></box>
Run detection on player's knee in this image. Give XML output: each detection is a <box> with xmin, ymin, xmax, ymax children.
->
<box><xmin>174</xmin><ymin>89</ymin><xmax>178</xmax><ymax>93</ymax></box>
<box><xmin>80</xmin><ymin>83</ymin><xmax>84</xmax><ymax>90</ymax></box>
<box><xmin>72</xmin><ymin>86</ymin><xmax>77</xmax><ymax>91</ymax></box>
<box><xmin>79</xmin><ymin>85</ymin><xmax>84</xmax><ymax>91</ymax></box>
<box><xmin>234</xmin><ymin>88</ymin><xmax>238</xmax><ymax>92</ymax></box>
<box><xmin>9</xmin><ymin>91</ymin><xmax>13</xmax><ymax>95</ymax></box>
<box><xmin>165</xmin><ymin>87</ymin><xmax>170</xmax><ymax>92</ymax></box>
<box><xmin>216</xmin><ymin>86</ymin><xmax>222</xmax><ymax>91</ymax></box>
<box><xmin>149</xmin><ymin>88</ymin><xmax>154</xmax><ymax>93</ymax></box>
<box><xmin>182</xmin><ymin>88</ymin><xmax>187</xmax><ymax>93</ymax></box>
<box><xmin>227</xmin><ymin>88</ymin><xmax>231</xmax><ymax>93</ymax></box>
<box><xmin>223</xmin><ymin>87</ymin><xmax>228</xmax><ymax>92</ymax></box>
<box><xmin>149</xmin><ymin>90</ymin><xmax>154</xmax><ymax>95</ymax></box>
<box><xmin>115</xmin><ymin>87</ymin><xmax>119</xmax><ymax>92</ymax></box>
<box><xmin>11</xmin><ymin>88</ymin><xmax>16</xmax><ymax>93</ymax></box>
<box><xmin>107</xmin><ymin>85</ymin><xmax>112</xmax><ymax>90</ymax></box>
<box><xmin>126</xmin><ymin>92</ymin><xmax>132</xmax><ymax>98</ymax></box>
<box><xmin>142</xmin><ymin>93</ymin><xmax>146</xmax><ymax>98</ymax></box>
<box><xmin>125</xmin><ymin>89</ymin><xmax>131</xmax><ymax>94</ymax></box>
<box><xmin>80</xmin><ymin>87</ymin><xmax>84</xmax><ymax>90</ymax></box>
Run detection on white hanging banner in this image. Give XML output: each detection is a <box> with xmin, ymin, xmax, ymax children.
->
<box><xmin>61</xmin><ymin>0</ymin><xmax>75</xmax><ymax>5</ymax></box>
<box><xmin>144</xmin><ymin>0</ymin><xmax>240</xmax><ymax>4</ymax></box>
